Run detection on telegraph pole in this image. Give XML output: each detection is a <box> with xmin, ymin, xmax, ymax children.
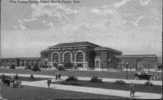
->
<box><xmin>126</xmin><ymin>62</ymin><xmax>129</xmax><ymax>79</ymax></box>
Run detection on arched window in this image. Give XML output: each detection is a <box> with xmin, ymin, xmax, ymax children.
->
<box><xmin>52</xmin><ymin>53</ymin><xmax>59</xmax><ymax>63</ymax></box>
<box><xmin>64</xmin><ymin>52</ymin><xmax>72</xmax><ymax>63</ymax></box>
<box><xmin>76</xmin><ymin>52</ymin><xmax>84</xmax><ymax>62</ymax></box>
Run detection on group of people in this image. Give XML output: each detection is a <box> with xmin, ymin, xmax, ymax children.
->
<box><xmin>152</xmin><ymin>73</ymin><xmax>161</xmax><ymax>80</ymax></box>
<box><xmin>10</xmin><ymin>80</ymin><xmax>22</xmax><ymax>88</ymax></box>
<box><xmin>47</xmin><ymin>74</ymin><xmax>62</xmax><ymax>88</ymax></box>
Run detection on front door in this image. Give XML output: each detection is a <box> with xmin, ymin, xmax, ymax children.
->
<box><xmin>95</xmin><ymin>60</ymin><xmax>101</xmax><ymax>69</ymax></box>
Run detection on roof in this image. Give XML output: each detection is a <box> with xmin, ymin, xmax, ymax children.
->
<box><xmin>94</xmin><ymin>47</ymin><xmax>122</xmax><ymax>54</ymax></box>
<box><xmin>116</xmin><ymin>54</ymin><xmax>157</xmax><ymax>58</ymax></box>
<box><xmin>0</xmin><ymin>57</ymin><xmax>41</xmax><ymax>60</ymax></box>
<box><xmin>49</xmin><ymin>41</ymin><xmax>100</xmax><ymax>49</ymax></box>
<box><xmin>157</xmin><ymin>57</ymin><xmax>162</xmax><ymax>64</ymax></box>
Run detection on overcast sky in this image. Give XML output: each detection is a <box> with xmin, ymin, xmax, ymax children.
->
<box><xmin>1</xmin><ymin>0</ymin><xmax>162</xmax><ymax>57</ymax></box>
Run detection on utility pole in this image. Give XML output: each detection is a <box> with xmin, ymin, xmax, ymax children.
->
<box><xmin>126</xmin><ymin>62</ymin><xmax>129</xmax><ymax>79</ymax></box>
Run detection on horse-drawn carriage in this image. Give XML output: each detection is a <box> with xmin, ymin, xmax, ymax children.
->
<box><xmin>1</xmin><ymin>75</ymin><xmax>22</xmax><ymax>88</ymax></box>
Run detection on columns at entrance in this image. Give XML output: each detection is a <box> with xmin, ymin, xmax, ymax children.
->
<box><xmin>95</xmin><ymin>57</ymin><xmax>101</xmax><ymax>70</ymax></box>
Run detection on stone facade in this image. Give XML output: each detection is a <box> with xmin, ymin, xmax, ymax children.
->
<box><xmin>41</xmin><ymin>41</ymin><xmax>122</xmax><ymax>69</ymax></box>
<box><xmin>0</xmin><ymin>42</ymin><xmax>159</xmax><ymax>71</ymax></box>
<box><xmin>117</xmin><ymin>55</ymin><xmax>158</xmax><ymax>71</ymax></box>
<box><xmin>0</xmin><ymin>57</ymin><xmax>41</xmax><ymax>67</ymax></box>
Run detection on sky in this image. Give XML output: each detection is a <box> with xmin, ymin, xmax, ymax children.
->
<box><xmin>1</xmin><ymin>0</ymin><xmax>162</xmax><ymax>57</ymax></box>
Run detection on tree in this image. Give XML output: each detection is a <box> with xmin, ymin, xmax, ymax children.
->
<box><xmin>158</xmin><ymin>64</ymin><xmax>162</xmax><ymax>70</ymax></box>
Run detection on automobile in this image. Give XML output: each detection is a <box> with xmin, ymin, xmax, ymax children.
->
<box><xmin>134</xmin><ymin>72</ymin><xmax>152</xmax><ymax>80</ymax></box>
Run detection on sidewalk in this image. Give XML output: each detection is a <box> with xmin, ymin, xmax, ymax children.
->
<box><xmin>0</xmin><ymin>73</ymin><xmax>162</xmax><ymax>86</ymax></box>
<box><xmin>22</xmin><ymin>80</ymin><xmax>162</xmax><ymax>99</ymax></box>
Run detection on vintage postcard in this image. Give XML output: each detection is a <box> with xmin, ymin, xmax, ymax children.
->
<box><xmin>0</xmin><ymin>0</ymin><xmax>162</xmax><ymax>100</ymax></box>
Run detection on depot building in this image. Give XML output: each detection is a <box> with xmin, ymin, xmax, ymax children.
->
<box><xmin>40</xmin><ymin>41</ymin><xmax>122</xmax><ymax>69</ymax></box>
<box><xmin>0</xmin><ymin>41</ymin><xmax>159</xmax><ymax>71</ymax></box>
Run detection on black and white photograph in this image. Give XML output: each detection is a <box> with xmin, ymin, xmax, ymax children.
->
<box><xmin>0</xmin><ymin>0</ymin><xmax>162</xmax><ymax>99</ymax></box>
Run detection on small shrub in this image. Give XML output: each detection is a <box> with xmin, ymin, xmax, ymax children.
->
<box><xmin>53</xmin><ymin>63</ymin><xmax>58</xmax><ymax>68</ymax></box>
<box><xmin>90</xmin><ymin>76</ymin><xmax>103</xmax><ymax>83</ymax></box>
<box><xmin>14</xmin><ymin>74</ymin><xmax>19</xmax><ymax>79</ymax></box>
<box><xmin>57</xmin><ymin>66</ymin><xmax>65</xmax><ymax>71</ymax></box>
<box><xmin>114</xmin><ymin>80</ymin><xmax>126</xmax><ymax>85</ymax></box>
<box><xmin>25</xmin><ymin>65</ymin><xmax>31</xmax><ymax>70</ymax></box>
<box><xmin>144</xmin><ymin>81</ymin><xmax>153</xmax><ymax>86</ymax></box>
<box><xmin>10</xmin><ymin>64</ymin><xmax>15</xmax><ymax>69</ymax></box>
<box><xmin>30</xmin><ymin>74</ymin><xmax>34</xmax><ymax>79</ymax></box>
<box><xmin>65</xmin><ymin>76</ymin><xmax>78</xmax><ymax>82</ymax></box>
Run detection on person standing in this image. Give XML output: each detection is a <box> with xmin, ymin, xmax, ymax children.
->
<box><xmin>47</xmin><ymin>79</ymin><xmax>51</xmax><ymax>88</ymax></box>
<box><xmin>58</xmin><ymin>74</ymin><xmax>61</xmax><ymax>80</ymax></box>
<box><xmin>0</xmin><ymin>80</ymin><xmax>2</xmax><ymax>99</ymax></box>
<box><xmin>55</xmin><ymin>74</ymin><xmax>58</xmax><ymax>80</ymax></box>
<box><xmin>130</xmin><ymin>83</ymin><xmax>136</xmax><ymax>97</ymax></box>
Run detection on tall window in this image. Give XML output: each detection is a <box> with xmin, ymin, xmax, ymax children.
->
<box><xmin>64</xmin><ymin>52</ymin><xmax>71</xmax><ymax>63</ymax></box>
<box><xmin>76</xmin><ymin>52</ymin><xmax>84</xmax><ymax>62</ymax></box>
<box><xmin>53</xmin><ymin>53</ymin><xmax>59</xmax><ymax>63</ymax></box>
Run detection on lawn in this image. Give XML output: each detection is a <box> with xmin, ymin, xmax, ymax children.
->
<box><xmin>0</xmin><ymin>68</ymin><xmax>161</xmax><ymax>80</ymax></box>
<box><xmin>0</xmin><ymin>68</ymin><xmax>136</xmax><ymax>79</ymax></box>
<box><xmin>1</xmin><ymin>85</ymin><xmax>126</xmax><ymax>100</ymax></box>
<box><xmin>0</xmin><ymin>76</ymin><xmax>50</xmax><ymax>82</ymax></box>
<box><xmin>55</xmin><ymin>80</ymin><xmax>162</xmax><ymax>93</ymax></box>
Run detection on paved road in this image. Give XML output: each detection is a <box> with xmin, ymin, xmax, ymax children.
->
<box><xmin>21</xmin><ymin>80</ymin><xmax>162</xmax><ymax>99</ymax></box>
<box><xmin>0</xmin><ymin>72</ymin><xmax>161</xmax><ymax>99</ymax></box>
<box><xmin>0</xmin><ymin>73</ymin><xmax>162</xmax><ymax>86</ymax></box>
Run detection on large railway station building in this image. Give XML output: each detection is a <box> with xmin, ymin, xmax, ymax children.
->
<box><xmin>0</xmin><ymin>41</ymin><xmax>159</xmax><ymax>70</ymax></box>
<box><xmin>40</xmin><ymin>41</ymin><xmax>122</xmax><ymax>69</ymax></box>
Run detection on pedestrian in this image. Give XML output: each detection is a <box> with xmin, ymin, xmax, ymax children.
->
<box><xmin>55</xmin><ymin>74</ymin><xmax>58</xmax><ymax>80</ymax></box>
<box><xmin>47</xmin><ymin>79</ymin><xmax>51</xmax><ymax>88</ymax></box>
<box><xmin>0</xmin><ymin>80</ymin><xmax>2</xmax><ymax>98</ymax></box>
<box><xmin>130</xmin><ymin>83</ymin><xmax>135</xmax><ymax>97</ymax></box>
<box><xmin>58</xmin><ymin>74</ymin><xmax>61</xmax><ymax>80</ymax></box>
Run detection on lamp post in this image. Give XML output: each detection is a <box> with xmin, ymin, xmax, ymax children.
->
<box><xmin>126</xmin><ymin>62</ymin><xmax>129</xmax><ymax>79</ymax></box>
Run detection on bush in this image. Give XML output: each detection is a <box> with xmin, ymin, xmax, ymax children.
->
<box><xmin>25</xmin><ymin>65</ymin><xmax>31</xmax><ymax>70</ymax></box>
<box><xmin>14</xmin><ymin>74</ymin><xmax>19</xmax><ymax>79</ymax></box>
<box><xmin>114</xmin><ymin>80</ymin><xmax>126</xmax><ymax>84</ymax></box>
<box><xmin>32</xmin><ymin>64</ymin><xmax>40</xmax><ymax>72</ymax></box>
<box><xmin>90</xmin><ymin>76</ymin><xmax>103</xmax><ymax>83</ymax></box>
<box><xmin>144</xmin><ymin>81</ymin><xmax>153</xmax><ymax>86</ymax></box>
<box><xmin>30</xmin><ymin>74</ymin><xmax>34</xmax><ymax>79</ymax></box>
<box><xmin>65</xmin><ymin>76</ymin><xmax>78</xmax><ymax>82</ymax></box>
<box><xmin>53</xmin><ymin>63</ymin><xmax>58</xmax><ymax>68</ymax></box>
<box><xmin>10</xmin><ymin>64</ymin><xmax>15</xmax><ymax>69</ymax></box>
<box><xmin>57</xmin><ymin>66</ymin><xmax>65</xmax><ymax>71</ymax></box>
